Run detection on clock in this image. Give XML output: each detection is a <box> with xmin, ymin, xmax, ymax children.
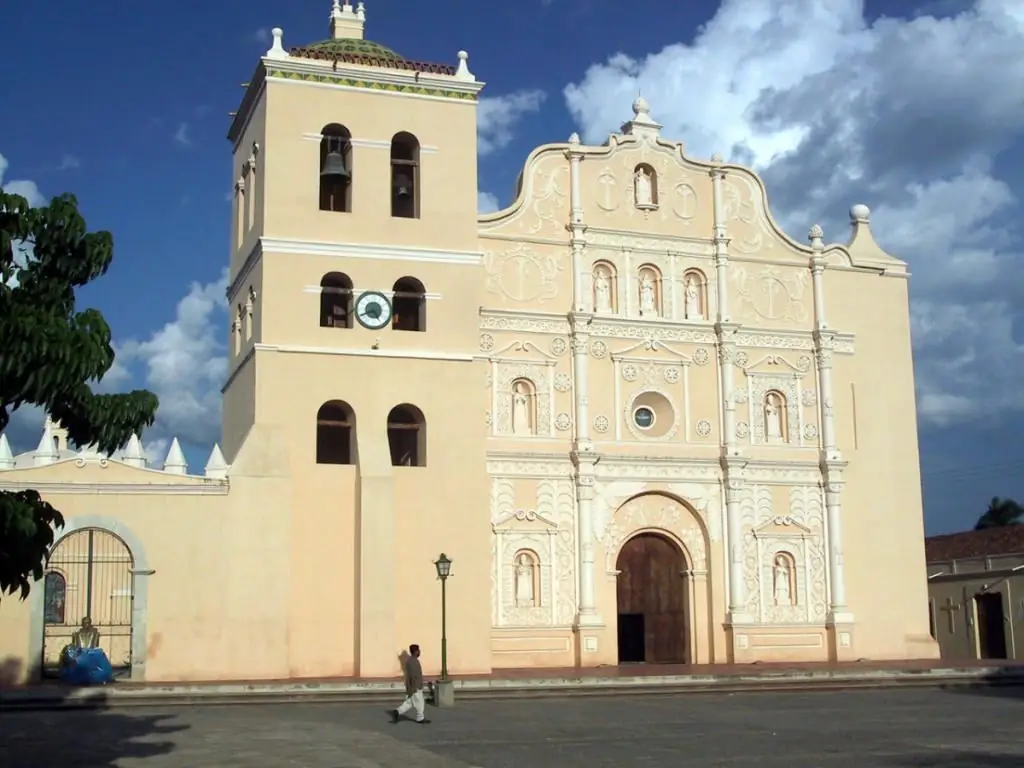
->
<box><xmin>354</xmin><ymin>290</ymin><xmax>393</xmax><ymax>330</ymax></box>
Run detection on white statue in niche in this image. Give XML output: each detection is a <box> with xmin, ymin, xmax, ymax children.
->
<box><xmin>765</xmin><ymin>392</ymin><xmax>785</xmax><ymax>441</ymax></box>
<box><xmin>634</xmin><ymin>166</ymin><xmax>653</xmax><ymax>207</ymax></box>
<box><xmin>593</xmin><ymin>267</ymin><xmax>613</xmax><ymax>313</ymax></box>
<box><xmin>773</xmin><ymin>554</ymin><xmax>794</xmax><ymax>607</ymax></box>
<box><xmin>639</xmin><ymin>273</ymin><xmax>658</xmax><ymax>316</ymax></box>
<box><xmin>684</xmin><ymin>275</ymin><xmax>702</xmax><ymax>319</ymax></box>
<box><xmin>512</xmin><ymin>381</ymin><xmax>533</xmax><ymax>436</ymax></box>
<box><xmin>515</xmin><ymin>553</ymin><xmax>536</xmax><ymax>607</ymax></box>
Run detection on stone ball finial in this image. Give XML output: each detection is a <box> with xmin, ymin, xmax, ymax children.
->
<box><xmin>808</xmin><ymin>224</ymin><xmax>823</xmax><ymax>241</ymax></box>
<box><xmin>711</xmin><ymin>152</ymin><xmax>724</xmax><ymax>163</ymax></box>
<box><xmin>568</xmin><ymin>132</ymin><xmax>580</xmax><ymax>145</ymax></box>
<box><xmin>632</xmin><ymin>95</ymin><xmax>650</xmax><ymax>117</ymax></box>
<box><xmin>850</xmin><ymin>204</ymin><xmax>871</xmax><ymax>222</ymax></box>
<box><xmin>457</xmin><ymin>50</ymin><xmax>468</xmax><ymax>61</ymax></box>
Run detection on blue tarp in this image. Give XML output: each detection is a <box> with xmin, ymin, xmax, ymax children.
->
<box><xmin>58</xmin><ymin>647</ymin><xmax>114</xmax><ymax>686</ymax></box>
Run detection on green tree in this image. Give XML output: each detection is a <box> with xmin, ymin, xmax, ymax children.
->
<box><xmin>0</xmin><ymin>190</ymin><xmax>158</xmax><ymax>599</ymax></box>
<box><xmin>974</xmin><ymin>496</ymin><xmax>1024</xmax><ymax>530</ymax></box>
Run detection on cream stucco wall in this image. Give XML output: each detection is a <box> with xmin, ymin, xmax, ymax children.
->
<box><xmin>0</xmin><ymin>7</ymin><xmax>939</xmax><ymax>685</ymax></box>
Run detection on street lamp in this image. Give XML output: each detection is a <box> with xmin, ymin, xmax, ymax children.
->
<box><xmin>434</xmin><ymin>553</ymin><xmax>452</xmax><ymax>681</ymax></box>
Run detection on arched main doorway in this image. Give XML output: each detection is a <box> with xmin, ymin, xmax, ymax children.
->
<box><xmin>41</xmin><ymin>528</ymin><xmax>135</xmax><ymax>677</ymax></box>
<box><xmin>616</xmin><ymin>532</ymin><xmax>688</xmax><ymax>664</ymax></box>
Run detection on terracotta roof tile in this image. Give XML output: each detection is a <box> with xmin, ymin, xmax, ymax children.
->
<box><xmin>924</xmin><ymin>525</ymin><xmax>1024</xmax><ymax>562</ymax></box>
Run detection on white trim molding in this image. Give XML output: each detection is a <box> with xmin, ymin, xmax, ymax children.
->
<box><xmin>254</xmin><ymin>342</ymin><xmax>474</xmax><ymax>363</ymax></box>
<box><xmin>300</xmin><ymin>133</ymin><xmax>440</xmax><ymax>153</ymax></box>
<box><xmin>228</xmin><ymin>237</ymin><xmax>483</xmax><ymax>300</ymax></box>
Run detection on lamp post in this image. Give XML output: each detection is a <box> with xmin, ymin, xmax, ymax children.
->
<box><xmin>434</xmin><ymin>553</ymin><xmax>452</xmax><ymax>681</ymax></box>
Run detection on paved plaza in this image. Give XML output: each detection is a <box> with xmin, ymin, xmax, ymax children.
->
<box><xmin>1</xmin><ymin>686</ymin><xmax>1022</xmax><ymax>767</ymax></box>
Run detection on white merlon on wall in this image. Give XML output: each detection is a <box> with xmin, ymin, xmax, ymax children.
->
<box><xmin>0</xmin><ymin>433</ymin><xmax>13</xmax><ymax>469</ymax></box>
<box><xmin>163</xmin><ymin>438</ymin><xmax>188</xmax><ymax>475</ymax></box>
<box><xmin>0</xmin><ymin>422</ymin><xmax>231</xmax><ymax>482</ymax></box>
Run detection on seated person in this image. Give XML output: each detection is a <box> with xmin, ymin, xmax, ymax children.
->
<box><xmin>58</xmin><ymin>617</ymin><xmax>114</xmax><ymax>685</ymax></box>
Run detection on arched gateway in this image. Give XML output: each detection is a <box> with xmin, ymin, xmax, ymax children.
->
<box><xmin>607</xmin><ymin>492</ymin><xmax>710</xmax><ymax>665</ymax></box>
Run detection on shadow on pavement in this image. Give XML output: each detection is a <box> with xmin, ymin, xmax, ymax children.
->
<box><xmin>891</xmin><ymin>754</ymin><xmax>1024</xmax><ymax>767</ymax></box>
<box><xmin>0</xmin><ymin>656</ymin><xmax>187</xmax><ymax>767</ymax></box>
<box><xmin>944</xmin><ymin>665</ymin><xmax>1024</xmax><ymax>701</ymax></box>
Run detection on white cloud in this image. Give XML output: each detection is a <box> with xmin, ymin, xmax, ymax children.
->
<box><xmin>57</xmin><ymin>154</ymin><xmax>80</xmax><ymax>171</ymax></box>
<box><xmin>563</xmin><ymin>0</ymin><xmax>1024</xmax><ymax>426</ymax></box>
<box><xmin>115</xmin><ymin>270</ymin><xmax>230</xmax><ymax>449</ymax></box>
<box><xmin>174</xmin><ymin>123</ymin><xmax>191</xmax><ymax>147</ymax></box>
<box><xmin>477</xmin><ymin>90</ymin><xmax>547</xmax><ymax>156</ymax></box>
<box><xmin>478</xmin><ymin>191</ymin><xmax>500</xmax><ymax>213</ymax></box>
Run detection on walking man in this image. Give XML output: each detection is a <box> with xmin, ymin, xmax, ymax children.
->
<box><xmin>391</xmin><ymin>643</ymin><xmax>430</xmax><ymax>724</ymax></box>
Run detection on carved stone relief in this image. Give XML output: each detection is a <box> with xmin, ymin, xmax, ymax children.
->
<box><xmin>494</xmin><ymin>362</ymin><xmax>553</xmax><ymax>436</ymax></box>
<box><xmin>592</xmin><ymin>481</ymin><xmax>721</xmax><ymax>548</ymax></box>
<box><xmin>732</xmin><ymin>266</ymin><xmax>810</xmax><ymax>325</ymax></box>
<box><xmin>491</xmin><ymin>477</ymin><xmax>578</xmax><ymax>627</ymax></box>
<box><xmin>601</xmin><ymin>491</ymin><xmax>708</xmax><ymax>572</ymax></box>
<box><xmin>483</xmin><ymin>243</ymin><xmax>565</xmax><ymax>304</ymax></box>
<box><xmin>738</xmin><ymin>484</ymin><xmax>827</xmax><ymax>624</ymax></box>
<box><xmin>742</xmin><ymin>370</ymin><xmax>806</xmax><ymax>447</ymax></box>
<box><xmin>720</xmin><ymin>172</ymin><xmax>774</xmax><ymax>254</ymax></box>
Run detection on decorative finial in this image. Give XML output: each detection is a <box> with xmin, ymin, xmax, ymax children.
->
<box><xmin>455</xmin><ymin>50</ymin><xmax>475</xmax><ymax>82</ymax></box>
<box><xmin>808</xmin><ymin>224</ymin><xmax>824</xmax><ymax>241</ymax></box>
<box><xmin>711</xmin><ymin>152</ymin><xmax>723</xmax><ymax>164</ymax></box>
<box><xmin>163</xmin><ymin>438</ymin><xmax>188</xmax><ymax>475</ymax></box>
<box><xmin>850</xmin><ymin>204</ymin><xmax>871</xmax><ymax>223</ymax></box>
<box><xmin>632</xmin><ymin>94</ymin><xmax>651</xmax><ymax>119</ymax></box>
<box><xmin>266</xmin><ymin>27</ymin><xmax>288</xmax><ymax>59</ymax></box>
<box><xmin>204</xmin><ymin>444</ymin><xmax>229</xmax><ymax>480</ymax></box>
<box><xmin>568</xmin><ymin>132</ymin><xmax>580</xmax><ymax>145</ymax></box>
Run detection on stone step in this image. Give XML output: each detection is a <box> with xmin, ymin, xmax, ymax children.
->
<box><xmin>3</xmin><ymin>665</ymin><xmax>1022</xmax><ymax>711</ymax></box>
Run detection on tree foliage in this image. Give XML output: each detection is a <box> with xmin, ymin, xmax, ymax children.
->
<box><xmin>974</xmin><ymin>496</ymin><xmax>1024</xmax><ymax>530</ymax></box>
<box><xmin>0</xmin><ymin>190</ymin><xmax>158</xmax><ymax>599</ymax></box>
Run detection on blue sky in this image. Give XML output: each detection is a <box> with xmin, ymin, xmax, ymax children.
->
<box><xmin>1</xmin><ymin>0</ymin><xmax>1022</xmax><ymax>535</ymax></box>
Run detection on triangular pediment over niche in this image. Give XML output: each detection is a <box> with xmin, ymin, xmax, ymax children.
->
<box><xmin>492</xmin><ymin>507</ymin><xmax>558</xmax><ymax>532</ymax></box>
<box><xmin>753</xmin><ymin>515</ymin><xmax>812</xmax><ymax>537</ymax></box>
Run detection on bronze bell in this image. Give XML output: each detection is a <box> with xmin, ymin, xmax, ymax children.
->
<box><xmin>393</xmin><ymin>173</ymin><xmax>412</xmax><ymax>198</ymax></box>
<box><xmin>320</xmin><ymin>150</ymin><xmax>350</xmax><ymax>179</ymax></box>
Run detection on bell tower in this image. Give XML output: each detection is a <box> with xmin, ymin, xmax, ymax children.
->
<box><xmin>220</xmin><ymin>3</ymin><xmax>493</xmax><ymax>678</ymax></box>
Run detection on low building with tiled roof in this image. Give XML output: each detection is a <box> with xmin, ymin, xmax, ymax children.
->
<box><xmin>924</xmin><ymin>526</ymin><xmax>1024</xmax><ymax>663</ymax></box>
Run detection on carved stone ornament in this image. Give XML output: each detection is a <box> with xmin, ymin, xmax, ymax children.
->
<box><xmin>663</xmin><ymin>366</ymin><xmax>681</xmax><ymax>384</ymax></box>
<box><xmin>550</xmin><ymin>337</ymin><xmax>568</xmax><ymax>356</ymax></box>
<box><xmin>734</xmin><ymin>351</ymin><xmax>750</xmax><ymax>368</ymax></box>
<box><xmin>553</xmin><ymin>372</ymin><xmax>572</xmax><ymax>392</ymax></box>
<box><xmin>803</xmin><ymin>424</ymin><xmax>818</xmax><ymax>440</ymax></box>
<box><xmin>695</xmin><ymin>419</ymin><xmax>712</xmax><ymax>437</ymax></box>
<box><xmin>480</xmin><ymin>333</ymin><xmax>495</xmax><ymax>352</ymax></box>
<box><xmin>736</xmin><ymin>422</ymin><xmax>750</xmax><ymax>439</ymax></box>
<box><xmin>555</xmin><ymin>413</ymin><xmax>572</xmax><ymax>431</ymax></box>
<box><xmin>801</xmin><ymin>389</ymin><xmax>817</xmax><ymax>408</ymax></box>
<box><xmin>622</xmin><ymin>364</ymin><xmax>639</xmax><ymax>382</ymax></box>
<box><xmin>693</xmin><ymin>347</ymin><xmax>710</xmax><ymax>366</ymax></box>
<box><xmin>593</xmin><ymin>415</ymin><xmax>610</xmax><ymax>433</ymax></box>
<box><xmin>590</xmin><ymin>340</ymin><xmax>608</xmax><ymax>359</ymax></box>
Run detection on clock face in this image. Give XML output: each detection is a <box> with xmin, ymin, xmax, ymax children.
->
<box><xmin>355</xmin><ymin>290</ymin><xmax>393</xmax><ymax>330</ymax></box>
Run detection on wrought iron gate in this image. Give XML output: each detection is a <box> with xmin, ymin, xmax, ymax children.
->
<box><xmin>41</xmin><ymin>528</ymin><xmax>134</xmax><ymax>676</ymax></box>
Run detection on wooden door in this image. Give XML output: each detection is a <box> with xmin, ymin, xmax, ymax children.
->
<box><xmin>616</xmin><ymin>533</ymin><xmax>687</xmax><ymax>663</ymax></box>
<box><xmin>975</xmin><ymin>592</ymin><xmax>1008</xmax><ymax>660</ymax></box>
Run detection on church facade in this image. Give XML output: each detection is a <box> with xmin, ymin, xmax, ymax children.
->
<box><xmin>0</xmin><ymin>2</ymin><xmax>939</xmax><ymax>684</ymax></box>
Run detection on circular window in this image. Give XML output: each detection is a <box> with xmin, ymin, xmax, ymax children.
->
<box><xmin>633</xmin><ymin>406</ymin><xmax>656</xmax><ymax>429</ymax></box>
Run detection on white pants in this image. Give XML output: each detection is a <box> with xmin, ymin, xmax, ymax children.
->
<box><xmin>397</xmin><ymin>690</ymin><xmax>425</xmax><ymax>721</ymax></box>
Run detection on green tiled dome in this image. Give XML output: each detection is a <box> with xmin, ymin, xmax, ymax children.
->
<box><xmin>302</xmin><ymin>38</ymin><xmax>403</xmax><ymax>60</ymax></box>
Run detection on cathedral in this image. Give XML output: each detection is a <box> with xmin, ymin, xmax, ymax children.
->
<box><xmin>0</xmin><ymin>2</ymin><xmax>938</xmax><ymax>684</ymax></box>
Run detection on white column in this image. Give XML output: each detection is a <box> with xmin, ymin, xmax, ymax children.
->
<box><xmin>711</xmin><ymin>160</ymin><xmax>748</xmax><ymax>621</ymax></box>
<box><xmin>566</xmin><ymin>133</ymin><xmax>599</xmax><ymax>625</ymax></box>
<box><xmin>568</xmin><ymin>134</ymin><xmax>587</xmax><ymax>312</ymax></box>
<box><xmin>807</xmin><ymin>224</ymin><xmax>851</xmax><ymax>623</ymax></box>
<box><xmin>825</xmin><ymin>478</ymin><xmax>849</xmax><ymax>616</ymax></box>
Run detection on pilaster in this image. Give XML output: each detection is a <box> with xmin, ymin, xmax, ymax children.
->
<box><xmin>566</xmin><ymin>133</ymin><xmax>601</xmax><ymax>632</ymax></box>
<box><xmin>808</xmin><ymin>225</ymin><xmax>855</xmax><ymax>658</ymax></box>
